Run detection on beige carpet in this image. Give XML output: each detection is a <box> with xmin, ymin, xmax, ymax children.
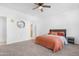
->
<box><xmin>0</xmin><ymin>40</ymin><xmax>79</xmax><ymax>56</ymax></box>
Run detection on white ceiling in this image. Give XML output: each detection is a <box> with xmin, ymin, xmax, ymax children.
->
<box><xmin>0</xmin><ymin>3</ymin><xmax>33</xmax><ymax>14</ymax></box>
<box><xmin>0</xmin><ymin>3</ymin><xmax>79</xmax><ymax>18</ymax></box>
<box><xmin>0</xmin><ymin>3</ymin><xmax>78</xmax><ymax>13</ymax></box>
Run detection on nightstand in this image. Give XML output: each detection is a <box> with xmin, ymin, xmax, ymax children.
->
<box><xmin>66</xmin><ymin>37</ymin><xmax>75</xmax><ymax>44</ymax></box>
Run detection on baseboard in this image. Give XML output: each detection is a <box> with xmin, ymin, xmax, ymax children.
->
<box><xmin>0</xmin><ymin>42</ymin><xmax>6</xmax><ymax>45</ymax></box>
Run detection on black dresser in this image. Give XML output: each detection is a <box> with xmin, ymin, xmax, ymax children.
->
<box><xmin>66</xmin><ymin>37</ymin><xmax>75</xmax><ymax>44</ymax></box>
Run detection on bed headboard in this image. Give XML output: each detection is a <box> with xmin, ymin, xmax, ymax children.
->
<box><xmin>49</xmin><ymin>29</ymin><xmax>66</xmax><ymax>37</ymax></box>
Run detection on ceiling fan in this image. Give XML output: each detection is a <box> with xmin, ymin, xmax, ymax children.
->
<box><xmin>33</xmin><ymin>3</ymin><xmax>51</xmax><ymax>12</ymax></box>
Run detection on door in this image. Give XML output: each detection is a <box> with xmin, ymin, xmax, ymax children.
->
<box><xmin>0</xmin><ymin>16</ymin><xmax>6</xmax><ymax>45</ymax></box>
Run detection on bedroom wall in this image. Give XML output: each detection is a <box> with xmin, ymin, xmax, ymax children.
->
<box><xmin>0</xmin><ymin>6</ymin><xmax>33</xmax><ymax>44</ymax></box>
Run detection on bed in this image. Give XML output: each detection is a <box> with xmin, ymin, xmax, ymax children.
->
<box><xmin>35</xmin><ymin>29</ymin><xmax>68</xmax><ymax>52</ymax></box>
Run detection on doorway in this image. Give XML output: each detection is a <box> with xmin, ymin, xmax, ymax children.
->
<box><xmin>0</xmin><ymin>16</ymin><xmax>6</xmax><ymax>45</ymax></box>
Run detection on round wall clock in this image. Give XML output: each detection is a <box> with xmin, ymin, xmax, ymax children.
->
<box><xmin>17</xmin><ymin>20</ymin><xmax>25</xmax><ymax>28</ymax></box>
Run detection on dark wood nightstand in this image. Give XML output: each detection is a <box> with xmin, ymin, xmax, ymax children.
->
<box><xmin>66</xmin><ymin>37</ymin><xmax>75</xmax><ymax>44</ymax></box>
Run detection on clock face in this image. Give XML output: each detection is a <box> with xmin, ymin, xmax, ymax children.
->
<box><xmin>17</xmin><ymin>20</ymin><xmax>25</xmax><ymax>28</ymax></box>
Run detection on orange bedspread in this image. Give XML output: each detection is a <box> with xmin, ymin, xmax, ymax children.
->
<box><xmin>35</xmin><ymin>35</ymin><xmax>63</xmax><ymax>52</ymax></box>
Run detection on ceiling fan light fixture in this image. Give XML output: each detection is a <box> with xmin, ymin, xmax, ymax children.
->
<box><xmin>38</xmin><ymin>6</ymin><xmax>43</xmax><ymax>10</ymax></box>
<box><xmin>38</xmin><ymin>6</ymin><xmax>43</xmax><ymax>12</ymax></box>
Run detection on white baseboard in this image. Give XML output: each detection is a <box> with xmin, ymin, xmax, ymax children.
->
<box><xmin>0</xmin><ymin>42</ymin><xmax>6</xmax><ymax>45</ymax></box>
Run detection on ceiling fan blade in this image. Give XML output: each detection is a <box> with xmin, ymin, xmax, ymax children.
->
<box><xmin>32</xmin><ymin>6</ymin><xmax>39</xmax><ymax>10</ymax></box>
<box><xmin>40</xmin><ymin>8</ymin><xmax>43</xmax><ymax>12</ymax></box>
<box><xmin>34</xmin><ymin>3</ymin><xmax>39</xmax><ymax>5</ymax></box>
<box><xmin>43</xmin><ymin>5</ymin><xmax>51</xmax><ymax>8</ymax></box>
<box><xmin>34</xmin><ymin>3</ymin><xmax>44</xmax><ymax>6</ymax></box>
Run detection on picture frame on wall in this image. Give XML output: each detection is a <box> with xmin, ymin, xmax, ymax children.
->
<box><xmin>17</xmin><ymin>20</ymin><xmax>25</xmax><ymax>28</ymax></box>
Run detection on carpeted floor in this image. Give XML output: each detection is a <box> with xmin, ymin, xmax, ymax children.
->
<box><xmin>0</xmin><ymin>40</ymin><xmax>79</xmax><ymax>56</ymax></box>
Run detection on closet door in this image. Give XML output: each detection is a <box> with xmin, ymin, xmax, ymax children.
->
<box><xmin>7</xmin><ymin>18</ymin><xmax>31</xmax><ymax>44</ymax></box>
<box><xmin>0</xmin><ymin>16</ymin><xmax>6</xmax><ymax>45</ymax></box>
